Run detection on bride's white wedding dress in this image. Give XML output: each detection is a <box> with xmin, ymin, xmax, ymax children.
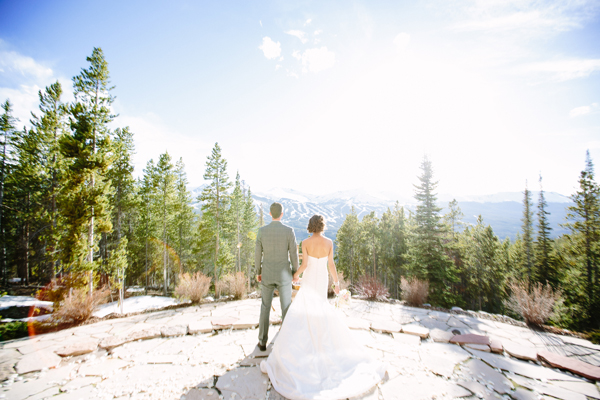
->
<box><xmin>260</xmin><ymin>255</ymin><xmax>386</xmax><ymax>400</ymax></box>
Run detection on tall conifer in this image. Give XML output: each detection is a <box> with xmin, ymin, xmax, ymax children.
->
<box><xmin>521</xmin><ymin>183</ymin><xmax>534</xmax><ymax>278</ymax></box>
<box><xmin>535</xmin><ymin>174</ymin><xmax>554</xmax><ymax>285</ymax></box>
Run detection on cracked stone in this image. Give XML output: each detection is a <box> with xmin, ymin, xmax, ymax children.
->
<box><xmin>216</xmin><ymin>366</ymin><xmax>268</xmax><ymax>400</ymax></box>
<box><xmin>55</xmin><ymin>339</ymin><xmax>98</xmax><ymax>357</ymax></box>
<box><xmin>401</xmin><ymin>324</ymin><xmax>429</xmax><ymax>338</ymax></box>
<box><xmin>15</xmin><ymin>349</ymin><xmax>61</xmax><ymax>374</ymax></box>
<box><xmin>161</xmin><ymin>324</ymin><xmax>188</xmax><ymax>337</ymax></box>
<box><xmin>503</xmin><ymin>341</ymin><xmax>538</xmax><ymax>361</ymax></box>
<box><xmin>462</xmin><ymin>358</ymin><xmax>512</xmax><ymax>394</ymax></box>
<box><xmin>450</xmin><ymin>333</ymin><xmax>490</xmax><ymax>346</ymax></box>
<box><xmin>189</xmin><ymin>319</ymin><xmax>214</xmax><ymax>334</ymax></box>
<box><xmin>538</xmin><ymin>349</ymin><xmax>600</xmax><ymax>381</ymax></box>
<box><xmin>429</xmin><ymin>328</ymin><xmax>454</xmax><ymax>343</ymax></box>
<box><xmin>345</xmin><ymin>317</ymin><xmax>371</xmax><ymax>330</ymax></box>
<box><xmin>371</xmin><ymin>320</ymin><xmax>403</xmax><ymax>334</ymax></box>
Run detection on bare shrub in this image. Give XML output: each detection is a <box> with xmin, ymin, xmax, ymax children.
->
<box><xmin>400</xmin><ymin>276</ymin><xmax>429</xmax><ymax>306</ymax></box>
<box><xmin>353</xmin><ymin>275</ymin><xmax>390</xmax><ymax>301</ymax></box>
<box><xmin>216</xmin><ymin>272</ymin><xmax>247</xmax><ymax>300</ymax></box>
<box><xmin>327</xmin><ymin>270</ymin><xmax>350</xmax><ymax>297</ymax></box>
<box><xmin>36</xmin><ymin>273</ymin><xmax>89</xmax><ymax>309</ymax></box>
<box><xmin>52</xmin><ymin>287</ymin><xmax>110</xmax><ymax>324</ymax></box>
<box><xmin>504</xmin><ymin>280</ymin><xmax>562</xmax><ymax>326</ymax></box>
<box><xmin>175</xmin><ymin>272</ymin><xmax>212</xmax><ymax>303</ymax></box>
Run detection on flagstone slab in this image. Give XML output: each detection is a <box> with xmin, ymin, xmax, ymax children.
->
<box><xmin>2</xmin><ymin>378</ymin><xmax>61</xmax><ymax>400</ymax></box>
<box><xmin>232</xmin><ymin>316</ymin><xmax>259</xmax><ymax>330</ymax></box>
<box><xmin>450</xmin><ymin>333</ymin><xmax>490</xmax><ymax>346</ymax></box>
<box><xmin>510</xmin><ymin>372</ymin><xmax>587</xmax><ymax>400</ymax></box>
<box><xmin>55</xmin><ymin>339</ymin><xmax>98</xmax><ymax>357</ymax></box>
<box><xmin>490</xmin><ymin>339</ymin><xmax>503</xmax><ymax>354</ymax></box>
<box><xmin>216</xmin><ymin>366</ymin><xmax>268</xmax><ymax>400</ymax></box>
<box><xmin>211</xmin><ymin>316</ymin><xmax>238</xmax><ymax>329</ymax></box>
<box><xmin>429</xmin><ymin>328</ymin><xmax>454</xmax><ymax>343</ymax></box>
<box><xmin>457</xmin><ymin>380</ymin><xmax>493</xmax><ymax>399</ymax></box>
<box><xmin>503</xmin><ymin>341</ymin><xmax>538</xmax><ymax>361</ymax></box>
<box><xmin>111</xmin><ymin>337</ymin><xmax>167</xmax><ymax>360</ymax></box>
<box><xmin>550</xmin><ymin>380</ymin><xmax>600</xmax><ymax>399</ymax></box>
<box><xmin>0</xmin><ymin>348</ymin><xmax>21</xmax><ymax>365</ymax></box>
<box><xmin>346</xmin><ymin>317</ymin><xmax>371</xmax><ymax>330</ymax></box>
<box><xmin>0</xmin><ymin>362</ymin><xmax>15</xmax><ymax>381</ymax></box>
<box><xmin>27</xmin><ymin>386</ymin><xmax>61</xmax><ymax>400</ymax></box>
<box><xmin>428</xmin><ymin>311</ymin><xmax>451</xmax><ymax>322</ymax></box>
<box><xmin>184</xmin><ymin>388</ymin><xmax>220</xmax><ymax>399</ymax></box>
<box><xmin>48</xmin><ymin>383</ymin><xmax>98</xmax><ymax>400</ymax></box>
<box><xmin>60</xmin><ymin>376</ymin><xmax>102</xmax><ymax>391</ymax></box>
<box><xmin>371</xmin><ymin>320</ymin><xmax>403</xmax><ymax>333</ymax></box>
<box><xmin>189</xmin><ymin>319</ymin><xmax>214</xmax><ymax>334</ymax></box>
<box><xmin>99</xmin><ymin>335</ymin><xmax>131</xmax><ymax>351</ymax></box>
<box><xmin>380</xmin><ymin>370</ymin><xmax>471</xmax><ymax>400</ymax></box>
<box><xmin>447</xmin><ymin>317</ymin><xmax>470</xmax><ymax>329</ymax></box>
<box><xmin>129</xmin><ymin>326</ymin><xmax>162</xmax><ymax>341</ymax></box>
<box><xmin>538</xmin><ymin>349</ymin><xmax>600</xmax><ymax>381</ymax></box>
<box><xmin>464</xmin><ymin>343</ymin><xmax>490</xmax><ymax>352</ymax></box>
<box><xmin>401</xmin><ymin>324</ymin><xmax>429</xmax><ymax>338</ymax></box>
<box><xmin>391</xmin><ymin>332</ymin><xmax>421</xmax><ymax>346</ymax></box>
<box><xmin>465</xmin><ymin>348</ymin><xmax>581</xmax><ymax>382</ymax></box>
<box><xmin>561</xmin><ymin>335</ymin><xmax>600</xmax><ymax>350</ymax></box>
<box><xmin>138</xmin><ymin>353</ymin><xmax>189</xmax><ymax>364</ymax></box>
<box><xmin>15</xmin><ymin>349</ymin><xmax>61</xmax><ymax>374</ymax></box>
<box><xmin>417</xmin><ymin>317</ymin><xmax>449</xmax><ymax>331</ymax></box>
<box><xmin>510</xmin><ymin>387</ymin><xmax>539</xmax><ymax>400</ymax></box>
<box><xmin>462</xmin><ymin>358</ymin><xmax>513</xmax><ymax>394</ymax></box>
<box><xmin>79</xmin><ymin>358</ymin><xmax>131</xmax><ymax>376</ymax></box>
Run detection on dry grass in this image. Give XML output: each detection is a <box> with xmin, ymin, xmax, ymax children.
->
<box><xmin>216</xmin><ymin>272</ymin><xmax>247</xmax><ymax>300</ymax></box>
<box><xmin>400</xmin><ymin>276</ymin><xmax>429</xmax><ymax>306</ymax></box>
<box><xmin>52</xmin><ymin>287</ymin><xmax>110</xmax><ymax>324</ymax></box>
<box><xmin>175</xmin><ymin>272</ymin><xmax>212</xmax><ymax>303</ymax></box>
<box><xmin>504</xmin><ymin>280</ymin><xmax>562</xmax><ymax>326</ymax></box>
<box><xmin>328</xmin><ymin>271</ymin><xmax>350</xmax><ymax>297</ymax></box>
<box><xmin>353</xmin><ymin>275</ymin><xmax>390</xmax><ymax>301</ymax></box>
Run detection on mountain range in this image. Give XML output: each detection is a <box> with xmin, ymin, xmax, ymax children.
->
<box><xmin>190</xmin><ymin>186</ymin><xmax>573</xmax><ymax>243</ymax></box>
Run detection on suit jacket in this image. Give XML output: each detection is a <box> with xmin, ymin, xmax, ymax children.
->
<box><xmin>255</xmin><ymin>221</ymin><xmax>299</xmax><ymax>285</ymax></box>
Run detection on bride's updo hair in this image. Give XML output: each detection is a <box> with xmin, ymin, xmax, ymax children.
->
<box><xmin>307</xmin><ymin>215</ymin><xmax>325</xmax><ymax>233</ymax></box>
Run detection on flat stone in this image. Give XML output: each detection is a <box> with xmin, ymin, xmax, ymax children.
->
<box><xmin>503</xmin><ymin>341</ymin><xmax>538</xmax><ymax>361</ymax></box>
<box><xmin>345</xmin><ymin>317</ymin><xmax>371</xmax><ymax>330</ymax></box>
<box><xmin>99</xmin><ymin>335</ymin><xmax>130</xmax><ymax>350</ymax></box>
<box><xmin>139</xmin><ymin>354</ymin><xmax>189</xmax><ymax>364</ymax></box>
<box><xmin>27</xmin><ymin>386</ymin><xmax>61</xmax><ymax>400</ymax></box>
<box><xmin>462</xmin><ymin>358</ymin><xmax>513</xmax><ymax>394</ymax></box>
<box><xmin>129</xmin><ymin>326</ymin><xmax>162</xmax><ymax>341</ymax></box>
<box><xmin>447</xmin><ymin>316</ymin><xmax>470</xmax><ymax>329</ymax></box>
<box><xmin>79</xmin><ymin>358</ymin><xmax>131</xmax><ymax>376</ymax></box>
<box><xmin>465</xmin><ymin>347</ymin><xmax>581</xmax><ymax>382</ymax></box>
<box><xmin>549</xmin><ymin>380</ymin><xmax>600</xmax><ymax>399</ymax></box>
<box><xmin>380</xmin><ymin>371</ymin><xmax>471</xmax><ymax>399</ymax></box>
<box><xmin>464</xmin><ymin>343</ymin><xmax>490</xmax><ymax>352</ymax></box>
<box><xmin>538</xmin><ymin>349</ymin><xmax>600</xmax><ymax>381</ymax></box>
<box><xmin>511</xmin><ymin>387</ymin><xmax>538</xmax><ymax>400</ymax></box>
<box><xmin>0</xmin><ymin>348</ymin><xmax>22</xmax><ymax>365</ymax></box>
<box><xmin>216</xmin><ymin>366</ymin><xmax>268</xmax><ymax>399</ymax></box>
<box><xmin>61</xmin><ymin>376</ymin><xmax>102</xmax><ymax>391</ymax></box>
<box><xmin>450</xmin><ymin>333</ymin><xmax>490</xmax><ymax>346</ymax></box>
<box><xmin>457</xmin><ymin>380</ymin><xmax>494</xmax><ymax>400</ymax></box>
<box><xmin>232</xmin><ymin>316</ymin><xmax>259</xmax><ymax>330</ymax></box>
<box><xmin>510</xmin><ymin>373</ymin><xmax>587</xmax><ymax>400</ymax></box>
<box><xmin>15</xmin><ymin>349</ymin><xmax>62</xmax><ymax>374</ymax></box>
<box><xmin>401</xmin><ymin>324</ymin><xmax>429</xmax><ymax>338</ymax></box>
<box><xmin>490</xmin><ymin>339</ymin><xmax>503</xmax><ymax>354</ymax></box>
<box><xmin>184</xmin><ymin>388</ymin><xmax>220</xmax><ymax>399</ymax></box>
<box><xmin>55</xmin><ymin>339</ymin><xmax>98</xmax><ymax>357</ymax></box>
<box><xmin>211</xmin><ymin>316</ymin><xmax>238</xmax><ymax>329</ymax></box>
<box><xmin>371</xmin><ymin>320</ymin><xmax>403</xmax><ymax>334</ymax></box>
<box><xmin>189</xmin><ymin>319</ymin><xmax>214</xmax><ymax>334</ymax></box>
<box><xmin>429</xmin><ymin>328</ymin><xmax>454</xmax><ymax>343</ymax></box>
<box><xmin>161</xmin><ymin>324</ymin><xmax>188</xmax><ymax>337</ymax></box>
<box><xmin>391</xmin><ymin>332</ymin><xmax>421</xmax><ymax>346</ymax></box>
<box><xmin>0</xmin><ymin>362</ymin><xmax>15</xmax><ymax>381</ymax></box>
<box><xmin>46</xmin><ymin>383</ymin><xmax>98</xmax><ymax>399</ymax></box>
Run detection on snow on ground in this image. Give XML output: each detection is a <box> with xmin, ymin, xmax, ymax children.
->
<box><xmin>93</xmin><ymin>295</ymin><xmax>188</xmax><ymax>318</ymax></box>
<box><xmin>0</xmin><ymin>295</ymin><xmax>53</xmax><ymax>311</ymax></box>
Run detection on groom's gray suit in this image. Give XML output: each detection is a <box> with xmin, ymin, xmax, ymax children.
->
<box><xmin>255</xmin><ymin>220</ymin><xmax>299</xmax><ymax>347</ymax></box>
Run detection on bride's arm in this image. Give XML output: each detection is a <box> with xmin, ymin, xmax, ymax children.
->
<box><xmin>327</xmin><ymin>243</ymin><xmax>340</xmax><ymax>294</ymax></box>
<box><xmin>293</xmin><ymin>240</ymin><xmax>310</xmax><ymax>281</ymax></box>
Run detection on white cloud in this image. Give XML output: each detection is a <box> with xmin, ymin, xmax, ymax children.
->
<box><xmin>393</xmin><ymin>32</ymin><xmax>410</xmax><ymax>51</ymax></box>
<box><xmin>286</xmin><ymin>69</ymin><xmax>299</xmax><ymax>79</ymax></box>
<box><xmin>570</xmin><ymin>103</ymin><xmax>599</xmax><ymax>117</ymax></box>
<box><xmin>0</xmin><ymin>49</ymin><xmax>53</xmax><ymax>83</ymax></box>
<box><xmin>304</xmin><ymin>19</ymin><xmax>312</xmax><ymax>26</ymax></box>
<box><xmin>285</xmin><ymin>30</ymin><xmax>308</xmax><ymax>44</ymax></box>
<box><xmin>259</xmin><ymin>37</ymin><xmax>281</xmax><ymax>60</ymax></box>
<box><xmin>292</xmin><ymin>50</ymin><xmax>302</xmax><ymax>60</ymax></box>
<box><xmin>520</xmin><ymin>59</ymin><xmax>600</xmax><ymax>81</ymax></box>
<box><xmin>275</xmin><ymin>64</ymin><xmax>282</xmax><ymax>70</ymax></box>
<box><xmin>314</xmin><ymin>29</ymin><xmax>322</xmax><ymax>35</ymax></box>
<box><xmin>259</xmin><ymin>20</ymin><xmax>262</xmax><ymax>27</ymax></box>
<box><xmin>301</xmin><ymin>47</ymin><xmax>335</xmax><ymax>73</ymax></box>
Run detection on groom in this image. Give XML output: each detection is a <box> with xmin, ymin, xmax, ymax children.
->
<box><xmin>255</xmin><ymin>202</ymin><xmax>299</xmax><ymax>352</ymax></box>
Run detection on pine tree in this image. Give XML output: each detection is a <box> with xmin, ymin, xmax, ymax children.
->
<box><xmin>29</xmin><ymin>82</ymin><xmax>67</xmax><ymax>281</ymax></box>
<box><xmin>564</xmin><ymin>151</ymin><xmax>600</xmax><ymax>328</ymax></box>
<box><xmin>410</xmin><ymin>155</ymin><xmax>455</xmax><ymax>307</ymax></box>
<box><xmin>241</xmin><ymin>184</ymin><xmax>258</xmax><ymax>287</ymax></box>
<box><xmin>335</xmin><ymin>206</ymin><xmax>360</xmax><ymax>284</ymax></box>
<box><xmin>521</xmin><ymin>183</ymin><xmax>534</xmax><ymax>278</ymax></box>
<box><xmin>173</xmin><ymin>158</ymin><xmax>195</xmax><ymax>275</ymax></box>
<box><xmin>155</xmin><ymin>152</ymin><xmax>176</xmax><ymax>295</ymax></box>
<box><xmin>360</xmin><ymin>212</ymin><xmax>379</xmax><ymax>279</ymax></box>
<box><xmin>535</xmin><ymin>174</ymin><xmax>555</xmax><ymax>286</ymax></box>
<box><xmin>138</xmin><ymin>160</ymin><xmax>159</xmax><ymax>288</ymax></box>
<box><xmin>61</xmin><ymin>47</ymin><xmax>115</xmax><ymax>291</ymax></box>
<box><xmin>0</xmin><ymin>100</ymin><xmax>18</xmax><ymax>285</ymax></box>
<box><xmin>199</xmin><ymin>143</ymin><xmax>232</xmax><ymax>295</ymax></box>
<box><xmin>231</xmin><ymin>172</ymin><xmax>244</xmax><ymax>273</ymax></box>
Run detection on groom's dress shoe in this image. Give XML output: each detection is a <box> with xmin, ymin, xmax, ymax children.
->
<box><xmin>257</xmin><ymin>342</ymin><xmax>267</xmax><ymax>352</ymax></box>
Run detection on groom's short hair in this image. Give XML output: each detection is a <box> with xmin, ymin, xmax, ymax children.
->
<box><xmin>270</xmin><ymin>202</ymin><xmax>283</xmax><ymax>219</ymax></box>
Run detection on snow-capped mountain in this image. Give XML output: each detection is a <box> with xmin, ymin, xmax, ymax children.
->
<box><xmin>189</xmin><ymin>186</ymin><xmax>573</xmax><ymax>241</ymax></box>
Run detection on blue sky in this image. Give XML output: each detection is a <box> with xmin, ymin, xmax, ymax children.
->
<box><xmin>1</xmin><ymin>0</ymin><xmax>599</xmax><ymax>198</ymax></box>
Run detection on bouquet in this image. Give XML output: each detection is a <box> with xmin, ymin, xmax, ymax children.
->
<box><xmin>333</xmin><ymin>289</ymin><xmax>351</xmax><ymax>308</ymax></box>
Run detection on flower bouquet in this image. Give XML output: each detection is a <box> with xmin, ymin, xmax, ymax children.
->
<box><xmin>333</xmin><ymin>289</ymin><xmax>351</xmax><ymax>308</ymax></box>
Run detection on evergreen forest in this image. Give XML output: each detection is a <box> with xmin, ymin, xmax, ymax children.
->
<box><xmin>1</xmin><ymin>48</ymin><xmax>598</xmax><ymax>334</ymax></box>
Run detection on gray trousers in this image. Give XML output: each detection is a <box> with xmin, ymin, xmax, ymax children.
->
<box><xmin>258</xmin><ymin>282</ymin><xmax>292</xmax><ymax>346</ymax></box>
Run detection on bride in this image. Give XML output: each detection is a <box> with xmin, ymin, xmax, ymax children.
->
<box><xmin>260</xmin><ymin>215</ymin><xmax>386</xmax><ymax>400</ymax></box>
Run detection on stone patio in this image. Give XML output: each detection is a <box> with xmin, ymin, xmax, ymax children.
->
<box><xmin>1</xmin><ymin>298</ymin><xmax>599</xmax><ymax>399</ymax></box>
